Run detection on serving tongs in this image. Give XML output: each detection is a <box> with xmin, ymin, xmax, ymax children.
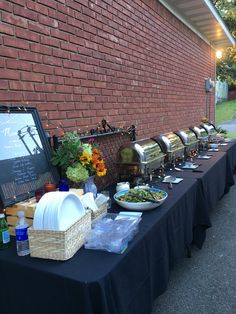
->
<box><xmin>128</xmin><ymin>191</ymin><xmax>161</xmax><ymax>203</ymax></box>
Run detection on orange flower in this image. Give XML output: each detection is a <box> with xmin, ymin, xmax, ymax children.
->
<box><xmin>92</xmin><ymin>148</ymin><xmax>100</xmax><ymax>155</ymax></box>
<box><xmin>80</xmin><ymin>152</ymin><xmax>92</xmax><ymax>166</ymax></box>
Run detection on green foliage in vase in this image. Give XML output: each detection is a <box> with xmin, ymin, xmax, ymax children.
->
<box><xmin>51</xmin><ymin>133</ymin><xmax>83</xmax><ymax>170</ymax></box>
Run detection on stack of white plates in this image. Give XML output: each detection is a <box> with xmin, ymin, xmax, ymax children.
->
<box><xmin>33</xmin><ymin>191</ymin><xmax>85</xmax><ymax>231</ymax></box>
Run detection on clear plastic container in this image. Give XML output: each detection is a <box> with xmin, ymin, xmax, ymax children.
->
<box><xmin>84</xmin><ymin>213</ymin><xmax>142</xmax><ymax>253</ymax></box>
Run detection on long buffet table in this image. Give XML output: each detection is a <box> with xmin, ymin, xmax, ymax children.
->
<box><xmin>0</xmin><ymin>141</ymin><xmax>236</xmax><ymax>314</ymax></box>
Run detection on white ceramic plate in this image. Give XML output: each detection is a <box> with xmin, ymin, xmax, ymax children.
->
<box><xmin>114</xmin><ymin>188</ymin><xmax>168</xmax><ymax>211</ymax></box>
<box><xmin>33</xmin><ymin>192</ymin><xmax>55</xmax><ymax>230</ymax></box>
<box><xmin>55</xmin><ymin>192</ymin><xmax>85</xmax><ymax>231</ymax></box>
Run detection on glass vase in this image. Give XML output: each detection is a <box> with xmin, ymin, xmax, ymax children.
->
<box><xmin>84</xmin><ymin>176</ymin><xmax>97</xmax><ymax>199</ymax></box>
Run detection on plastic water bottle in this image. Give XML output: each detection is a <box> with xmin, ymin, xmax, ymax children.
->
<box><xmin>0</xmin><ymin>213</ymin><xmax>10</xmax><ymax>249</ymax></box>
<box><xmin>15</xmin><ymin>211</ymin><xmax>30</xmax><ymax>256</ymax></box>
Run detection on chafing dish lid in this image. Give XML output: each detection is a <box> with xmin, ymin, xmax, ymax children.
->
<box><xmin>175</xmin><ymin>129</ymin><xmax>198</xmax><ymax>145</ymax></box>
<box><xmin>201</xmin><ymin>123</ymin><xmax>217</xmax><ymax>135</ymax></box>
<box><xmin>152</xmin><ymin>132</ymin><xmax>185</xmax><ymax>153</ymax></box>
<box><xmin>189</xmin><ymin>126</ymin><xmax>208</xmax><ymax>139</ymax></box>
<box><xmin>117</xmin><ymin>138</ymin><xmax>164</xmax><ymax>164</ymax></box>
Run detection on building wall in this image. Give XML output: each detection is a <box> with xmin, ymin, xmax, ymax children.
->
<box><xmin>0</xmin><ymin>0</ymin><xmax>216</xmax><ymax>139</ymax></box>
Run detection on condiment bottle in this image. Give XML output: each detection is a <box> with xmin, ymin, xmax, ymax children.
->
<box><xmin>0</xmin><ymin>213</ymin><xmax>10</xmax><ymax>250</ymax></box>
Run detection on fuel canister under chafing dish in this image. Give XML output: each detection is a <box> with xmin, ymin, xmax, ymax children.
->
<box><xmin>152</xmin><ymin>133</ymin><xmax>185</xmax><ymax>164</ymax></box>
<box><xmin>175</xmin><ymin>129</ymin><xmax>199</xmax><ymax>157</ymax></box>
<box><xmin>117</xmin><ymin>138</ymin><xmax>165</xmax><ymax>177</ymax></box>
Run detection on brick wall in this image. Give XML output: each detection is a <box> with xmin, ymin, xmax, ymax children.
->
<box><xmin>0</xmin><ymin>0</ymin><xmax>215</xmax><ymax>139</ymax></box>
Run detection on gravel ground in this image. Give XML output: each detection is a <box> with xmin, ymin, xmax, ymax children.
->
<box><xmin>151</xmin><ymin>174</ymin><xmax>236</xmax><ymax>314</ymax></box>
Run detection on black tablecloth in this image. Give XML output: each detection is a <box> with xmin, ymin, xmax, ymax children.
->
<box><xmin>219</xmin><ymin>140</ymin><xmax>236</xmax><ymax>172</ymax></box>
<box><xmin>0</xmin><ymin>179</ymin><xmax>201</xmax><ymax>314</ymax></box>
<box><xmin>0</xmin><ymin>150</ymin><xmax>234</xmax><ymax>314</ymax></box>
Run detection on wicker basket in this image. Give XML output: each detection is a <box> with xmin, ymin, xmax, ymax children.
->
<box><xmin>90</xmin><ymin>203</ymin><xmax>108</xmax><ymax>221</ymax></box>
<box><xmin>28</xmin><ymin>211</ymin><xmax>91</xmax><ymax>261</ymax></box>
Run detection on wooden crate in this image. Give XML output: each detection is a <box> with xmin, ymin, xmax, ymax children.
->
<box><xmin>5</xmin><ymin>197</ymin><xmax>37</xmax><ymax>236</ymax></box>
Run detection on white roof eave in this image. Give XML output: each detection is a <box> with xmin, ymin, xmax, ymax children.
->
<box><xmin>159</xmin><ymin>0</ymin><xmax>235</xmax><ymax>49</ymax></box>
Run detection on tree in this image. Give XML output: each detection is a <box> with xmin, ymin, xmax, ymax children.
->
<box><xmin>213</xmin><ymin>0</ymin><xmax>236</xmax><ymax>88</ymax></box>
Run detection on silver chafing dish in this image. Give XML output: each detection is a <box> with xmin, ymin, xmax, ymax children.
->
<box><xmin>152</xmin><ymin>133</ymin><xmax>185</xmax><ymax>165</ymax></box>
<box><xmin>175</xmin><ymin>129</ymin><xmax>199</xmax><ymax>158</ymax></box>
<box><xmin>189</xmin><ymin>126</ymin><xmax>208</xmax><ymax>141</ymax></box>
<box><xmin>201</xmin><ymin>123</ymin><xmax>217</xmax><ymax>136</ymax></box>
<box><xmin>117</xmin><ymin>138</ymin><xmax>165</xmax><ymax>178</ymax></box>
<box><xmin>189</xmin><ymin>126</ymin><xmax>209</xmax><ymax>151</ymax></box>
<box><xmin>200</xmin><ymin>122</ymin><xmax>222</xmax><ymax>143</ymax></box>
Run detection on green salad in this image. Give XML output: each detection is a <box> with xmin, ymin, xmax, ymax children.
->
<box><xmin>116</xmin><ymin>189</ymin><xmax>166</xmax><ymax>203</ymax></box>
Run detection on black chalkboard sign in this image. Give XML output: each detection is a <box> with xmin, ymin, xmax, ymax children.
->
<box><xmin>0</xmin><ymin>106</ymin><xmax>59</xmax><ymax>209</ymax></box>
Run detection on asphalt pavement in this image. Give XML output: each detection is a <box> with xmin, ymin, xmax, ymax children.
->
<box><xmin>218</xmin><ymin>117</ymin><xmax>236</xmax><ymax>133</ymax></box>
<box><xmin>151</xmin><ymin>174</ymin><xmax>236</xmax><ymax>314</ymax></box>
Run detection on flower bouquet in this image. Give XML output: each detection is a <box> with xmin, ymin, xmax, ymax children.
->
<box><xmin>51</xmin><ymin>133</ymin><xmax>107</xmax><ymax>185</ymax></box>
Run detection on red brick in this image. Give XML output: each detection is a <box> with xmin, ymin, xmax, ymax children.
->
<box><xmin>28</xmin><ymin>22</ymin><xmax>50</xmax><ymax>35</ymax></box>
<box><xmin>34</xmin><ymin>83</ymin><xmax>55</xmax><ymax>93</ymax></box>
<box><xmin>55</xmin><ymin>85</ymin><xmax>73</xmax><ymax>94</ymax></box>
<box><xmin>43</xmin><ymin>55</ymin><xmax>62</xmax><ymax>66</ymax></box>
<box><xmin>30</xmin><ymin>43</ymin><xmax>52</xmax><ymax>55</ymax></box>
<box><xmin>0</xmin><ymin>80</ymin><xmax>9</xmax><ymax>90</ymax></box>
<box><xmin>62</xmin><ymin>77</ymin><xmax>80</xmax><ymax>86</ymax></box>
<box><xmin>52</xmin><ymin>48</ymin><xmax>70</xmax><ymax>59</ymax></box>
<box><xmin>3</xmin><ymin>36</ymin><xmax>29</xmax><ymax>50</ymax></box>
<box><xmin>19</xmin><ymin>50</ymin><xmax>43</xmax><ymax>63</ymax></box>
<box><xmin>40</xmin><ymin>36</ymin><xmax>61</xmax><ymax>48</ymax></box>
<box><xmin>37</xmin><ymin>103</ymin><xmax>58</xmax><ymax>111</ymax></box>
<box><xmin>50</xmin><ymin>29</ymin><xmax>69</xmax><ymax>41</ymax></box>
<box><xmin>0</xmin><ymin>1</ymin><xmax>13</xmax><ymax>12</ymax></box>
<box><xmin>11</xmin><ymin>0</ymin><xmax>26</xmax><ymax>7</ymax></box>
<box><xmin>26</xmin><ymin>1</ymin><xmax>48</xmax><ymax>15</ymax></box>
<box><xmin>58</xmin><ymin>103</ymin><xmax>75</xmax><ymax>111</ymax></box>
<box><xmin>45</xmin><ymin>75</ymin><xmax>64</xmax><ymax>84</ymax></box>
<box><xmin>13</xmin><ymin>5</ymin><xmax>38</xmax><ymax>21</ymax></box>
<box><xmin>33</xmin><ymin>64</ymin><xmax>54</xmax><ymax>75</ymax></box>
<box><xmin>37</xmin><ymin>0</ymin><xmax>57</xmax><ymax>10</ymax></box>
<box><xmin>6</xmin><ymin>59</ymin><xmax>32</xmax><ymax>71</ymax></box>
<box><xmin>15</xmin><ymin>28</ymin><xmax>40</xmax><ymax>42</ymax></box>
<box><xmin>1</xmin><ymin>69</ymin><xmax>20</xmax><ymax>80</ymax></box>
<box><xmin>54</xmin><ymin>68</ymin><xmax>71</xmax><ymax>77</ymax></box>
<box><xmin>0</xmin><ymin>24</ymin><xmax>14</xmax><ymax>35</ymax></box>
<box><xmin>9</xmin><ymin>81</ymin><xmax>34</xmax><ymax>91</ymax></box>
<box><xmin>21</xmin><ymin>72</ymin><xmax>44</xmax><ymax>82</ymax></box>
<box><xmin>47</xmin><ymin>111</ymin><xmax>67</xmax><ymax>120</ymax></box>
<box><xmin>0</xmin><ymin>91</ymin><xmax>23</xmax><ymax>101</ymax></box>
<box><xmin>0</xmin><ymin>47</ymin><xmax>18</xmax><ymax>58</ymax></box>
<box><xmin>60</xmin><ymin>41</ymin><xmax>78</xmax><ymax>52</ymax></box>
<box><xmin>23</xmin><ymin>91</ymin><xmax>44</xmax><ymax>101</ymax></box>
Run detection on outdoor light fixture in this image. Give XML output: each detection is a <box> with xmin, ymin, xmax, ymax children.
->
<box><xmin>216</xmin><ymin>50</ymin><xmax>223</xmax><ymax>59</ymax></box>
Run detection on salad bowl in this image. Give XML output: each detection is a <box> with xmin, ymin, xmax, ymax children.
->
<box><xmin>114</xmin><ymin>188</ymin><xmax>168</xmax><ymax>211</ymax></box>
